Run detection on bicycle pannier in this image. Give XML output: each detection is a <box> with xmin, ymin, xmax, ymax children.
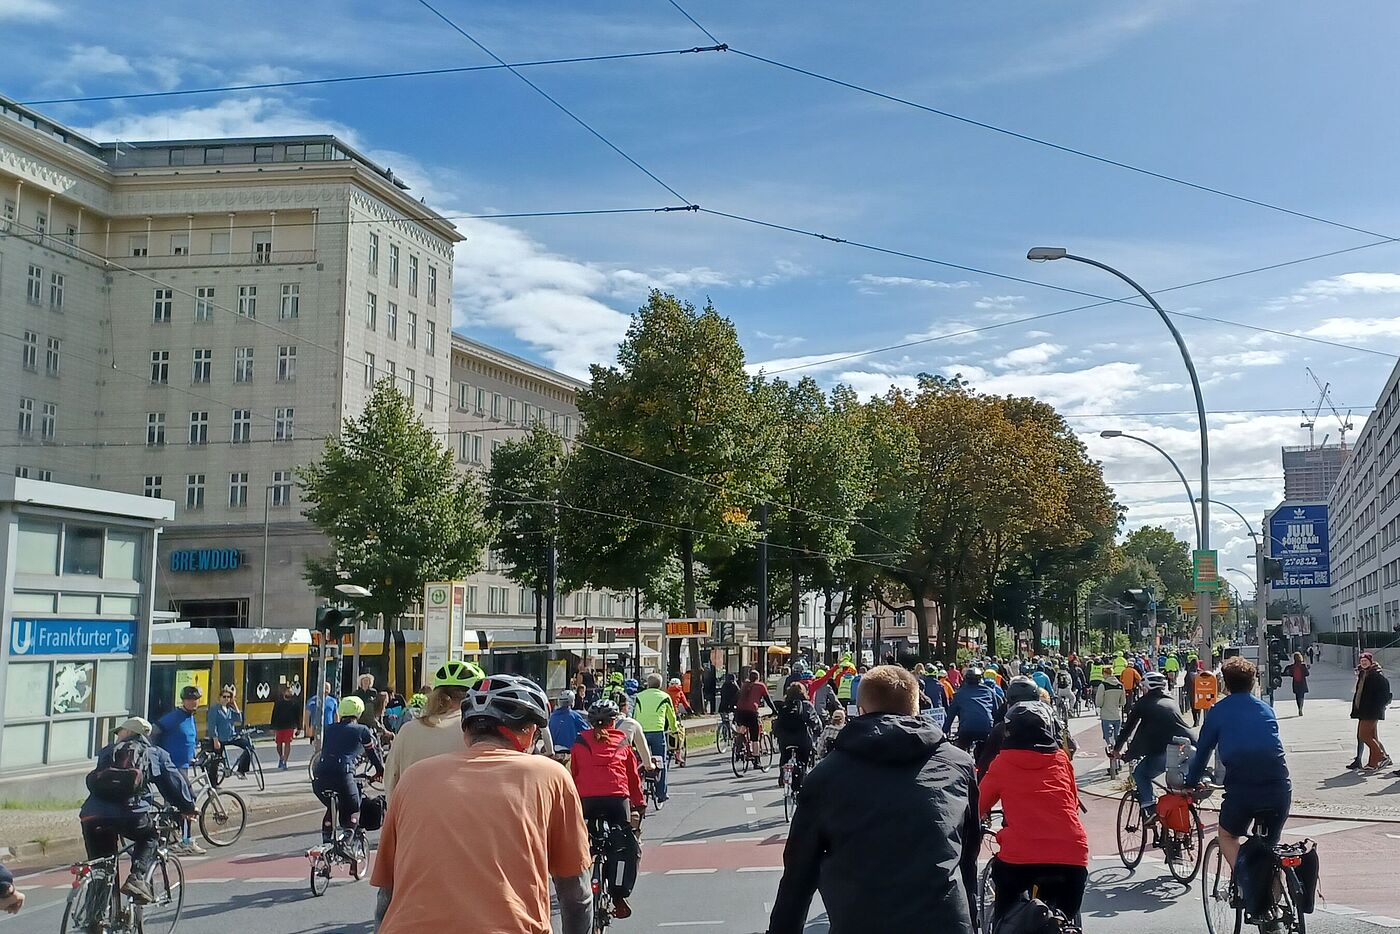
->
<box><xmin>1276</xmin><ymin>839</ymin><xmax>1319</xmax><ymax>914</ymax></box>
<box><xmin>360</xmin><ymin>794</ymin><xmax>387</xmax><ymax>832</ymax></box>
<box><xmin>1236</xmin><ymin>836</ymin><xmax>1276</xmax><ymax>918</ymax></box>
<box><xmin>995</xmin><ymin>896</ymin><xmax>1070</xmax><ymax>934</ymax></box>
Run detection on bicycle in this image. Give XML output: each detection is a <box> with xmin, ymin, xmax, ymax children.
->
<box><xmin>978</xmin><ymin>806</ymin><xmax>1085</xmax><ymax>934</ymax></box>
<box><xmin>204</xmin><ymin>730</ymin><xmax>265</xmax><ymax>792</ymax></box>
<box><xmin>642</xmin><ymin>757</ymin><xmax>662</xmax><ymax>811</ymax></box>
<box><xmin>307</xmin><ymin>791</ymin><xmax>369</xmax><ymax>897</ymax></box>
<box><xmin>1114</xmin><ymin>759</ymin><xmax>1207</xmax><ymax>883</ymax></box>
<box><xmin>730</xmin><ymin>721</ymin><xmax>775</xmax><ymax>778</ymax></box>
<box><xmin>1202</xmin><ymin>812</ymin><xmax>1309</xmax><ymax>934</ymax></box>
<box><xmin>588</xmin><ymin>817</ymin><xmax>620</xmax><ymax>933</ymax></box>
<box><xmin>667</xmin><ymin>723</ymin><xmax>687</xmax><ymax>768</ymax></box>
<box><xmin>186</xmin><ymin>757</ymin><xmax>249</xmax><ymax>847</ymax></box>
<box><xmin>62</xmin><ymin>809</ymin><xmax>185</xmax><ymax>934</ymax></box>
<box><xmin>779</xmin><ymin>746</ymin><xmax>809</xmax><ymax>822</ymax></box>
<box><xmin>714</xmin><ymin>712</ymin><xmax>735</xmax><ymax>755</ymax></box>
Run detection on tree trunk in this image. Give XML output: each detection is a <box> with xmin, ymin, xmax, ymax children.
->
<box><xmin>670</xmin><ymin>533</ymin><xmax>696</xmax><ymax>679</ymax></box>
<box><xmin>986</xmin><ymin>614</ymin><xmax>997</xmax><ymax>659</ymax></box>
<box><xmin>939</xmin><ymin>573</ymin><xmax>960</xmax><ymax>665</ymax></box>
<box><xmin>851</xmin><ymin>583</ymin><xmax>864</xmax><ymax>665</ymax></box>
<box><xmin>822</xmin><ymin>588</ymin><xmax>837</xmax><ymax>665</ymax></box>
<box><xmin>790</xmin><ymin>563</ymin><xmax>802</xmax><ymax>661</ymax></box>
<box><xmin>533</xmin><ymin>576</ymin><xmax>543</xmax><ymax>644</ymax></box>
<box><xmin>913</xmin><ymin>594</ymin><xmax>930</xmax><ymax>663</ymax></box>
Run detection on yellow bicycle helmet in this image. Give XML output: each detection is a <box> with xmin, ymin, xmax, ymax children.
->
<box><xmin>409</xmin><ymin>693</ymin><xmax>427</xmax><ymax>709</ymax></box>
<box><xmin>434</xmin><ymin>659</ymin><xmax>486</xmax><ymax>689</ymax></box>
<box><xmin>337</xmin><ymin>695</ymin><xmax>366</xmax><ymax>718</ymax></box>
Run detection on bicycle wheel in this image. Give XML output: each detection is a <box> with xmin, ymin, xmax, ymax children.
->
<box><xmin>60</xmin><ymin>873</ymin><xmax>102</xmax><ymax>934</ymax></box>
<box><xmin>716</xmin><ymin>721</ymin><xmax>732</xmax><ymax>755</ymax></box>
<box><xmin>348</xmin><ymin>834</ymin><xmax>368</xmax><ymax>881</ymax></box>
<box><xmin>1116</xmin><ymin>789</ymin><xmax>1146</xmax><ymax>870</ymax></box>
<box><xmin>1166</xmin><ymin>804</ymin><xmax>1206</xmax><ymax>884</ymax></box>
<box><xmin>977</xmin><ymin>859</ymin><xmax>997</xmax><ymax>934</ymax></box>
<box><xmin>591</xmin><ymin>865</ymin><xmax>612</xmax><ymax>934</ymax></box>
<box><xmin>245</xmin><ymin>745</ymin><xmax>265</xmax><ymax>792</ymax></box>
<box><xmin>1282</xmin><ymin>866</ymin><xmax>1307</xmax><ymax>934</ymax></box>
<box><xmin>355</xmin><ymin>759</ymin><xmax>385</xmax><ymax>792</ymax></box>
<box><xmin>309</xmin><ymin>853</ymin><xmax>332</xmax><ymax>897</ymax></box>
<box><xmin>136</xmin><ymin>854</ymin><xmax>184</xmax><ymax>934</ymax></box>
<box><xmin>1202</xmin><ymin>839</ymin><xmax>1243</xmax><ymax>934</ymax></box>
<box><xmin>757</xmin><ymin>732</ymin><xmax>774</xmax><ymax>772</ymax></box>
<box><xmin>308</xmin><ymin>750</ymin><xmax>319</xmax><ymax>782</ymax></box>
<box><xmin>730</xmin><ymin>738</ymin><xmax>748</xmax><ymax>778</ymax></box>
<box><xmin>199</xmin><ymin>788</ymin><xmax>248</xmax><ymax>847</ymax></box>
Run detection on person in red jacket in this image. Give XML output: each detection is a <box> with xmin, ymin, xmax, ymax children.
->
<box><xmin>570</xmin><ymin>699</ymin><xmax>644</xmax><ymax>918</ymax></box>
<box><xmin>978</xmin><ymin>701</ymin><xmax>1089</xmax><ymax>925</ymax></box>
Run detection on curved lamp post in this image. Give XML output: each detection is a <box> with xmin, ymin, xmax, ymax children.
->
<box><xmin>1032</xmin><ymin>247</ymin><xmax>1212</xmax><ymax>662</ymax></box>
<box><xmin>1100</xmin><ymin>430</ymin><xmax>1201</xmax><ymax>547</ymax></box>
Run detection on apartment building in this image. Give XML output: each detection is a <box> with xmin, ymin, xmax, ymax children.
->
<box><xmin>1328</xmin><ymin>360</ymin><xmax>1397</xmax><ymax>639</ymax></box>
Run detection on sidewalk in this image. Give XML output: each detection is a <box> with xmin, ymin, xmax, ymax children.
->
<box><xmin>1072</xmin><ymin>659</ymin><xmax>1400</xmax><ymax>822</ymax></box>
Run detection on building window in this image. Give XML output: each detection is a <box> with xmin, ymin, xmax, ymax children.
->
<box><xmin>274</xmin><ymin>407</ymin><xmax>295</xmax><ymax>441</ymax></box>
<box><xmin>425</xmin><ymin>375</ymin><xmax>434</xmax><ymax>410</ymax></box>
<box><xmin>191</xmin><ymin>348</ymin><xmax>212</xmax><ymax>384</ymax></box>
<box><xmin>428</xmin><ymin>264</ymin><xmax>438</xmax><ymax>305</ymax></box>
<box><xmin>366</xmin><ymin>292</ymin><xmax>377</xmax><ymax>330</ymax></box>
<box><xmin>188</xmin><ymin>411</ymin><xmax>208</xmax><ymax>445</ymax></box>
<box><xmin>168</xmin><ymin>149</ymin><xmax>186</xmax><ymax>166</ymax></box>
<box><xmin>229</xmin><ymin>472</ymin><xmax>249</xmax><ymax>508</ymax></box>
<box><xmin>458</xmin><ymin>383</ymin><xmax>469</xmax><ymax>409</ymax></box>
<box><xmin>150</xmin><ymin>350</ymin><xmax>169</xmax><ymax>384</ymax></box>
<box><xmin>368</xmin><ymin>233</ymin><xmax>379</xmax><ymax>276</ymax></box>
<box><xmin>21</xmin><ymin>331</ymin><xmax>37</xmax><ymax>371</ymax></box>
<box><xmin>145</xmin><ymin>413</ymin><xmax>166</xmax><ymax>446</ymax></box>
<box><xmin>49</xmin><ymin>272</ymin><xmax>64</xmax><ymax>309</ymax></box>
<box><xmin>387</xmin><ymin>301</ymin><xmax>399</xmax><ymax>339</ymax></box>
<box><xmin>45</xmin><ymin>338</ymin><xmax>60</xmax><ymax>375</ymax></box>
<box><xmin>195</xmin><ymin>286</ymin><xmax>215</xmax><ymax>321</ymax></box>
<box><xmin>186</xmin><ymin>474</ymin><xmax>205</xmax><ymax>509</ymax></box>
<box><xmin>405</xmin><ymin>368</ymin><xmax>416</xmax><ymax>403</ymax></box>
<box><xmin>153</xmin><ymin>288</ymin><xmax>173</xmax><ymax>323</ymax></box>
<box><xmin>40</xmin><ymin>403</ymin><xmax>55</xmax><ymax>440</ymax></box>
<box><xmin>231</xmin><ymin>409</ymin><xmax>251</xmax><ymax>443</ymax></box>
<box><xmin>26</xmin><ymin>265</ymin><xmax>42</xmax><ymax>303</ymax></box>
<box><xmin>491</xmin><ymin>393</ymin><xmax>502</xmax><ymax>420</ymax></box>
<box><xmin>204</xmin><ymin>146</ymin><xmax>224</xmax><ymax>164</ymax></box>
<box><xmin>1</xmin><ymin>199</ymin><xmax>13</xmax><ymax>230</ymax></box>
<box><xmin>143</xmin><ymin>475</ymin><xmax>162</xmax><ymax>498</ymax></box>
<box><xmin>253</xmin><ymin>144</ymin><xmax>274</xmax><ymax>163</ymax></box>
<box><xmin>407</xmin><ymin>311</ymin><xmax>418</xmax><ymax>347</ymax></box>
<box><xmin>466</xmin><ymin>585</ymin><xmax>478</xmax><ymax>613</ymax></box>
<box><xmin>64</xmin><ymin>225</ymin><xmax>76</xmax><ymax>249</ymax></box>
<box><xmin>36</xmin><ymin>469</ymin><xmax>51</xmax><ymax>482</ymax></box>
<box><xmin>210</xmin><ymin>231</ymin><xmax>229</xmax><ymax>253</ymax></box>
<box><xmin>507</xmin><ymin>398</ymin><xmax>517</xmax><ymax>424</ymax></box>
<box><xmin>408</xmin><ymin>255</ymin><xmax>418</xmax><ymax>296</ymax></box>
<box><xmin>280</xmin><ymin>283</ymin><xmax>299</xmax><ymax>319</ymax></box>
<box><xmin>129</xmin><ymin>235</ymin><xmax>147</xmax><ymax>257</ymax></box>
<box><xmin>237</xmin><ymin>285</ymin><xmax>257</xmax><ymax>317</ymax></box>
<box><xmin>426</xmin><ymin>320</ymin><xmax>436</xmax><ymax>355</ymax></box>
<box><xmin>170</xmin><ymin>233</ymin><xmax>189</xmax><ymax>255</ymax></box>
<box><xmin>471</xmin><ymin>433</ymin><xmax>482</xmax><ymax>463</ymax></box>
<box><xmin>235</xmin><ymin>347</ymin><xmax>254</xmax><ymax>383</ymax></box>
<box><xmin>33</xmin><ymin>211</ymin><xmax>46</xmax><ymax>237</ymax></box>
<box><xmin>364</xmin><ymin>352</ymin><xmax>376</xmax><ymax>387</ymax></box>
<box><xmin>271</xmin><ymin>470</ymin><xmax>292</xmax><ymax>507</ymax></box>
<box><xmin>475</xmin><ymin>387</ymin><xmax>486</xmax><ymax>414</ymax></box>
<box><xmin>388</xmin><ymin>244</ymin><xmax>399</xmax><ymax>287</ymax></box>
<box><xmin>277</xmin><ymin>345</ymin><xmax>297</xmax><ymax>382</ymax></box>
<box><xmin>387</xmin><ymin>360</ymin><xmax>396</xmax><ymax>389</ymax></box>
<box><xmin>17</xmin><ymin>398</ymin><xmax>33</xmax><ymax>435</ymax></box>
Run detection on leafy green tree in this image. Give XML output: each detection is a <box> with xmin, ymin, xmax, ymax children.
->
<box><xmin>485</xmin><ymin>425</ymin><xmax>566</xmax><ymax>636</ymax></box>
<box><xmin>298</xmin><ymin>382</ymin><xmax>494</xmax><ymax>626</ymax></box>
<box><xmin>1122</xmin><ymin>525</ymin><xmax>1193</xmax><ymax>598</ymax></box>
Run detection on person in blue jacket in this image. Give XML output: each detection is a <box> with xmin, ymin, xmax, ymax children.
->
<box><xmin>548</xmin><ymin>692</ymin><xmax>589</xmax><ymax>754</ymax></box>
<box><xmin>944</xmin><ymin>667</ymin><xmax>1000</xmax><ymax>751</ymax></box>
<box><xmin>153</xmin><ymin>684</ymin><xmax>204</xmax><ymax>855</ymax></box>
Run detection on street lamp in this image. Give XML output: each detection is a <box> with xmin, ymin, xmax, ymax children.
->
<box><xmin>1100</xmin><ymin>430</ymin><xmax>1201</xmax><ymax>546</ymax></box>
<box><xmin>1211</xmin><ymin>492</ymin><xmax>1273</xmax><ymax>698</ymax></box>
<box><xmin>1033</xmin><ymin>248</ymin><xmax>1212</xmax><ymax>663</ymax></box>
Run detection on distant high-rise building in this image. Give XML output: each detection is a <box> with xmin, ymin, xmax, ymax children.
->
<box><xmin>1282</xmin><ymin>444</ymin><xmax>1349</xmax><ymax>500</ymax></box>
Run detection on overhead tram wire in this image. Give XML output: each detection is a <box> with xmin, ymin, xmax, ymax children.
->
<box><xmin>18</xmin><ymin>46</ymin><xmax>728</xmax><ymax>106</ymax></box>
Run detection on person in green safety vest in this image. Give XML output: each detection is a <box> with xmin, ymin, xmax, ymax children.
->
<box><xmin>633</xmin><ymin>674</ymin><xmax>678</xmax><ymax>806</ymax></box>
<box><xmin>1163</xmin><ymin>654</ymin><xmax>1181</xmax><ymax>689</ymax></box>
<box><xmin>1111</xmin><ymin>652</ymin><xmax>1128</xmax><ymax>677</ymax></box>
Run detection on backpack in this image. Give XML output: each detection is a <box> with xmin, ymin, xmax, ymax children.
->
<box><xmin>86</xmin><ymin>737</ymin><xmax>151</xmax><ymax>803</ymax></box>
<box><xmin>360</xmin><ymin>794</ymin><xmax>388</xmax><ymax>832</ymax></box>
<box><xmin>1056</xmin><ymin>670</ymin><xmax>1073</xmax><ymax>691</ymax></box>
<box><xmin>995</xmin><ymin>896</ymin><xmax>1072</xmax><ymax>934</ymax></box>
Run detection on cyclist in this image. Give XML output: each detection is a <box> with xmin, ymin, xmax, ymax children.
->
<box><xmin>979</xmin><ymin>702</ymin><xmax>1089</xmax><ymax>925</ymax></box>
<box><xmin>773</xmin><ymin>682</ymin><xmax>822</xmax><ymax>792</ymax></box>
<box><xmin>718</xmin><ymin>672</ymin><xmax>740</xmax><ymax>716</ymax></box>
<box><xmin>1164</xmin><ymin>652</ymin><xmax>1181</xmax><ymax>689</ymax></box>
<box><xmin>634</xmin><ymin>675</ymin><xmax>679</xmax><ymax>806</ymax></box>
<box><xmin>384</xmin><ymin>660</ymin><xmax>483</xmax><ymax>798</ymax></box>
<box><xmin>549</xmin><ymin>692</ymin><xmax>589</xmax><ymax>758</ymax></box>
<box><xmin>207</xmin><ymin>685</ymin><xmax>252</xmax><ymax>781</ymax></box>
<box><xmin>152</xmin><ymin>684</ymin><xmax>206</xmax><ymax>856</ymax></box>
<box><xmin>80</xmin><ymin>717</ymin><xmax>197</xmax><ymax>905</ymax></box>
<box><xmin>945</xmin><ymin>666</ymin><xmax>999</xmax><ymax>753</ymax></box>
<box><xmin>570</xmin><ymin>700</ymin><xmax>644</xmax><ymax>919</ymax></box>
<box><xmin>1118</xmin><ymin>660</ymin><xmax>1142</xmax><ymax>715</ymax></box>
<box><xmin>612</xmin><ymin>692</ymin><xmax>652</xmax><ymax>769</ymax></box>
<box><xmin>1054</xmin><ymin>664</ymin><xmax>1076</xmax><ymax>714</ymax></box>
<box><xmin>666</xmin><ymin>677</ymin><xmax>694</xmax><ymax>717</ymax></box>
<box><xmin>735</xmin><ymin>670</ymin><xmax>775</xmax><ymax>765</ymax></box>
<box><xmin>1030</xmin><ymin>664</ymin><xmax>1053</xmax><ymax>695</ymax></box>
<box><xmin>1111</xmin><ymin>670</ymin><xmax>1194</xmax><ymax>827</ymax></box>
<box><xmin>371</xmin><ymin>674</ymin><xmax>592</xmax><ymax>934</ymax></box>
<box><xmin>311</xmin><ymin>696</ymin><xmax>383</xmax><ymax>845</ymax></box>
<box><xmin>1185</xmin><ymin>656</ymin><xmax>1291</xmax><ymax>871</ymax></box>
<box><xmin>1095</xmin><ymin>666</ymin><xmax>1126</xmax><ymax>755</ymax></box>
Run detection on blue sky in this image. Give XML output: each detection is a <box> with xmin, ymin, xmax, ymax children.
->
<box><xmin>7</xmin><ymin>0</ymin><xmax>1400</xmax><ymax>595</ymax></box>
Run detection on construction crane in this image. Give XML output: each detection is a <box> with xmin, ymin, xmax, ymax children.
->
<box><xmin>1300</xmin><ymin>384</ymin><xmax>1324</xmax><ymax>449</ymax></box>
<box><xmin>1307</xmin><ymin>367</ymin><xmax>1354</xmax><ymax>450</ymax></box>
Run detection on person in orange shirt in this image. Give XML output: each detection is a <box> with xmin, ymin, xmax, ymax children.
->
<box><xmin>666</xmin><ymin>678</ymin><xmax>693</xmax><ymax>717</ymax></box>
<box><xmin>371</xmin><ymin>675</ymin><xmax>593</xmax><ymax>934</ymax></box>
<box><xmin>1118</xmin><ymin>664</ymin><xmax>1142</xmax><ymax>714</ymax></box>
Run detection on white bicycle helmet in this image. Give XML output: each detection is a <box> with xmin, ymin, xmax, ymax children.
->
<box><xmin>1143</xmin><ymin>671</ymin><xmax>1169</xmax><ymax>693</ymax></box>
<box><xmin>460</xmin><ymin>674</ymin><xmax>550</xmax><ymax>728</ymax></box>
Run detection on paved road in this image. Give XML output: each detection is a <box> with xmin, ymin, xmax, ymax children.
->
<box><xmin>5</xmin><ymin>721</ymin><xmax>1398</xmax><ymax>932</ymax></box>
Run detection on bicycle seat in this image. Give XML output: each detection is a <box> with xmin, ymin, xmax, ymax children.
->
<box><xmin>1250</xmin><ymin>810</ymin><xmax>1281</xmax><ymax>839</ymax></box>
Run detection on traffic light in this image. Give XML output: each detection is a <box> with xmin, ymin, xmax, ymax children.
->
<box><xmin>1120</xmin><ymin>588</ymin><xmax>1156</xmax><ymax>621</ymax></box>
<box><xmin>315</xmin><ymin>605</ymin><xmax>360</xmax><ymax>635</ymax></box>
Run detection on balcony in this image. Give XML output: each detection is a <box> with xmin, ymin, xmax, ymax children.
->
<box><xmin>117</xmin><ymin>250</ymin><xmax>317</xmax><ymax>270</ymax></box>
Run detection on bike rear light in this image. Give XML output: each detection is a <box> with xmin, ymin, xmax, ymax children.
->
<box><xmin>1280</xmin><ymin>856</ymin><xmax>1302</xmax><ymax>867</ymax></box>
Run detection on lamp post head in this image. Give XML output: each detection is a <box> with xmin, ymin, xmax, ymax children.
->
<box><xmin>1099</xmin><ymin>429</ymin><xmax>1124</xmax><ymax>439</ymax></box>
<box><xmin>1027</xmin><ymin>246</ymin><xmax>1068</xmax><ymax>262</ymax></box>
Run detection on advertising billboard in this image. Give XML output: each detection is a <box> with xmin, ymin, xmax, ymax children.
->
<box><xmin>1269</xmin><ymin>503</ymin><xmax>1329</xmax><ymax>589</ymax></box>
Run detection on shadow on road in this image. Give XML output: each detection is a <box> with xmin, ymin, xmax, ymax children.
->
<box><xmin>1081</xmin><ymin>866</ymin><xmax>1190</xmax><ymax>918</ymax></box>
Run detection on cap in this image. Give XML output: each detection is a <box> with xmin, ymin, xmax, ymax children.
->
<box><xmin>1361</xmin><ymin>652</ymin><xmax>1375</xmax><ymax>662</ymax></box>
<box><xmin>116</xmin><ymin>716</ymin><xmax>153</xmax><ymax>736</ymax></box>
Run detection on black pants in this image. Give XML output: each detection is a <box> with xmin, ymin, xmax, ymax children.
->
<box><xmin>775</xmin><ymin>735</ymin><xmax>813</xmax><ymax>791</ymax></box>
<box><xmin>991</xmin><ymin>861</ymin><xmax>1087</xmax><ymax>922</ymax></box>
<box><xmin>82</xmin><ymin>813</ymin><xmax>158</xmax><ymax>879</ymax></box>
<box><xmin>582</xmin><ymin>797</ymin><xmax>639</xmax><ymax>898</ymax></box>
<box><xmin>312</xmin><ymin>767</ymin><xmax>360</xmax><ymax>843</ymax></box>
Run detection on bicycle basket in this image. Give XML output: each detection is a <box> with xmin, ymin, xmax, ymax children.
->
<box><xmin>1155</xmin><ymin>793</ymin><xmax>1194</xmax><ymax>834</ymax></box>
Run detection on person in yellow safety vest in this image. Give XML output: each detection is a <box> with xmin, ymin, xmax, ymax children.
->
<box><xmin>835</xmin><ymin>662</ymin><xmax>857</xmax><ymax>705</ymax></box>
<box><xmin>1111</xmin><ymin>652</ymin><xmax>1128</xmax><ymax>677</ymax></box>
<box><xmin>633</xmin><ymin>674</ymin><xmax>679</xmax><ymax>806</ymax></box>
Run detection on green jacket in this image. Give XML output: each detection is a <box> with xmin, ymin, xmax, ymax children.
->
<box><xmin>634</xmin><ymin>688</ymin><xmax>678</xmax><ymax>734</ymax></box>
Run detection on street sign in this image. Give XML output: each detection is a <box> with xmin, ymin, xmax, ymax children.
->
<box><xmin>423</xmin><ymin>581</ymin><xmax>454</xmax><ymax>680</ymax></box>
<box><xmin>10</xmin><ymin>618</ymin><xmax>134</xmax><ymax>656</ymax></box>
<box><xmin>1192</xmin><ymin>549</ymin><xmax>1221</xmax><ymax>592</ymax></box>
<box><xmin>665</xmin><ymin>619</ymin><xmax>712</xmax><ymax>638</ymax></box>
<box><xmin>1269</xmin><ymin>504</ymin><xmax>1330</xmax><ymax>589</ymax></box>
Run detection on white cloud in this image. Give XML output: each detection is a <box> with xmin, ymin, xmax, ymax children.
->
<box><xmin>1302</xmin><ymin>317</ymin><xmax>1400</xmax><ymax>342</ymax></box>
<box><xmin>1208</xmin><ymin>350</ymin><xmax>1287</xmax><ymax>368</ymax></box>
<box><xmin>747</xmin><ymin>350</ymin><xmax>862</xmax><ymax>376</ymax></box>
<box><xmin>974</xmin><ymin>295</ymin><xmax>1025</xmax><ymax>311</ymax></box>
<box><xmin>755</xmin><ymin>330</ymin><xmax>806</xmax><ymax>351</ymax></box>
<box><xmin>0</xmin><ymin>0</ymin><xmax>58</xmax><ymax>20</ymax></box>
<box><xmin>608</xmin><ymin>266</ymin><xmax>731</xmax><ymax>296</ymax></box>
<box><xmin>78</xmin><ymin>96</ymin><xmax>354</xmax><ymax>141</ymax></box>
<box><xmin>993</xmin><ymin>342</ymin><xmax>1064</xmax><ymax>369</ymax></box>
<box><xmin>902</xmin><ymin>320</ymin><xmax>986</xmax><ymax>345</ymax></box>
<box><xmin>853</xmin><ymin>274</ymin><xmax>976</xmax><ymax>294</ymax></box>
<box><xmin>950</xmin><ymin>361</ymin><xmax>1148</xmax><ymax>410</ymax></box>
<box><xmin>64</xmin><ymin>44</ymin><xmax>135</xmax><ymax>76</ymax></box>
<box><xmin>835</xmin><ymin>370</ymin><xmax>922</xmax><ymax>399</ymax></box>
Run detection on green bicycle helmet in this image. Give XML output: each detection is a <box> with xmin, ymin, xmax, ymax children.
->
<box><xmin>409</xmin><ymin>693</ymin><xmax>427</xmax><ymax>709</ymax></box>
<box><xmin>434</xmin><ymin>659</ymin><xmax>486</xmax><ymax>689</ymax></box>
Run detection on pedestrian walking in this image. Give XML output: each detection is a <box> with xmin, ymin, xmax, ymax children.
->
<box><xmin>1349</xmin><ymin>652</ymin><xmax>1394</xmax><ymax>772</ymax></box>
<box><xmin>766</xmin><ymin>665</ymin><xmax>980</xmax><ymax>934</ymax></box>
<box><xmin>269</xmin><ymin>683</ymin><xmax>302</xmax><ymax>769</ymax></box>
<box><xmin>1284</xmin><ymin>652</ymin><xmax>1310</xmax><ymax>716</ymax></box>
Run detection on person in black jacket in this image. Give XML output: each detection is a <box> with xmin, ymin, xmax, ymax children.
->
<box><xmin>1110</xmin><ymin>671</ymin><xmax>1194</xmax><ymax>822</ymax></box>
<box><xmin>1351</xmin><ymin>653</ymin><xmax>1393</xmax><ymax>772</ymax></box>
<box><xmin>767</xmin><ymin>665</ymin><xmax>980</xmax><ymax>934</ymax></box>
<box><xmin>773</xmin><ymin>682</ymin><xmax>822</xmax><ymax>791</ymax></box>
<box><xmin>718</xmin><ymin>673</ymin><xmax>740</xmax><ymax>715</ymax></box>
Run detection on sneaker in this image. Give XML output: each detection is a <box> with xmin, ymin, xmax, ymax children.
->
<box><xmin>182</xmin><ymin>840</ymin><xmax>207</xmax><ymax>856</ymax></box>
<box><xmin>1379</xmin><ymin>756</ymin><xmax>1394</xmax><ymax>770</ymax></box>
<box><xmin>1346</xmin><ymin>758</ymin><xmax>1363</xmax><ymax>770</ymax></box>
<box><xmin>120</xmin><ymin>876</ymin><xmax>155</xmax><ymax>904</ymax></box>
<box><xmin>612</xmin><ymin>895</ymin><xmax>632</xmax><ymax>919</ymax></box>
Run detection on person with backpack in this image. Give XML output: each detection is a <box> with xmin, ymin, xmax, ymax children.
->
<box><xmin>1111</xmin><ymin>671</ymin><xmax>1195</xmax><ymax>826</ymax></box>
<box><xmin>312</xmin><ymin>696</ymin><xmax>384</xmax><ymax>844</ymax></box>
<box><xmin>153</xmin><ymin>684</ymin><xmax>206</xmax><ymax>855</ymax></box>
<box><xmin>80</xmin><ymin>717</ymin><xmax>197</xmax><ymax>905</ymax></box>
<box><xmin>1095</xmin><ymin>667</ymin><xmax>1126</xmax><ymax>754</ymax></box>
<box><xmin>0</xmin><ymin>864</ymin><xmax>22</xmax><ymax>914</ymax></box>
<box><xmin>773</xmin><ymin>682</ymin><xmax>823</xmax><ymax>791</ymax></box>
<box><xmin>945</xmin><ymin>667</ymin><xmax>1000</xmax><ymax>753</ymax></box>
<box><xmin>570</xmin><ymin>700</ymin><xmax>644</xmax><ymax>919</ymax></box>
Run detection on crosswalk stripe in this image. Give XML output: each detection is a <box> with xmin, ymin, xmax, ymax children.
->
<box><xmin>665</xmin><ymin>868</ymin><xmax>717</xmax><ymax>875</ymax></box>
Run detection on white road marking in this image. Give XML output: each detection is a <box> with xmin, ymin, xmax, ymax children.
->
<box><xmin>234</xmin><ymin>852</ymin><xmax>268</xmax><ymax>859</ymax></box>
<box><xmin>737</xmin><ymin>866</ymin><xmax>783</xmax><ymax>872</ymax></box>
<box><xmin>658</xmin><ymin>922</ymin><xmax>724</xmax><ymax>927</ymax></box>
<box><xmin>1363</xmin><ymin>917</ymin><xmax>1400</xmax><ymax>929</ymax></box>
<box><xmin>745</xmin><ymin>807</ymin><xmax>757</xmax><ymax>816</ymax></box>
<box><xmin>245</xmin><ymin>808</ymin><xmax>325</xmax><ymax>830</ymax></box>
<box><xmin>1282</xmin><ymin>820</ymin><xmax>1363</xmax><ymax>837</ymax></box>
<box><xmin>243</xmin><ymin>876</ymin><xmax>301</xmax><ymax>883</ymax></box>
<box><xmin>742</xmin><ymin>793</ymin><xmax>753</xmax><ymax>802</ymax></box>
<box><xmin>1324</xmin><ymin>905</ymin><xmax>1366</xmax><ymax>916</ymax></box>
<box><xmin>665</xmin><ymin>868</ymin><xmax>717</xmax><ymax>875</ymax></box>
<box><xmin>187</xmin><ymin>877</ymin><xmax>234</xmax><ymax>883</ymax></box>
<box><xmin>660</xmin><ymin>840</ymin><xmax>708</xmax><ymax>846</ymax></box>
